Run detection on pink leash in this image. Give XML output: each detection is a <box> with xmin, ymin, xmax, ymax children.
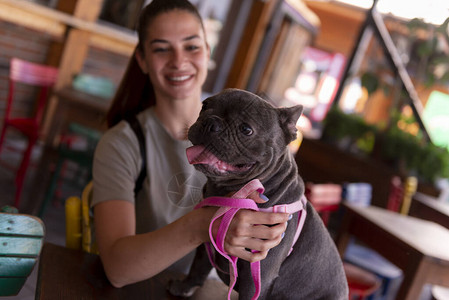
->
<box><xmin>194</xmin><ymin>179</ymin><xmax>307</xmax><ymax>300</ymax></box>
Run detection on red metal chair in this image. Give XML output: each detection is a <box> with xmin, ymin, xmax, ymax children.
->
<box><xmin>0</xmin><ymin>58</ymin><xmax>59</xmax><ymax>207</ymax></box>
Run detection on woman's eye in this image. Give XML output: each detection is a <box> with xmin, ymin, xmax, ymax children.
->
<box><xmin>153</xmin><ymin>47</ymin><xmax>169</xmax><ymax>53</ymax></box>
<box><xmin>239</xmin><ymin>123</ymin><xmax>253</xmax><ymax>136</ymax></box>
<box><xmin>186</xmin><ymin>45</ymin><xmax>199</xmax><ymax>51</ymax></box>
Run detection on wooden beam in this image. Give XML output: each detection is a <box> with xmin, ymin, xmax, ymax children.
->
<box><xmin>73</xmin><ymin>0</ymin><xmax>103</xmax><ymax>21</ymax></box>
<box><xmin>90</xmin><ymin>34</ymin><xmax>135</xmax><ymax>56</ymax></box>
<box><xmin>304</xmin><ymin>0</ymin><xmax>366</xmax><ymax>24</ymax></box>
<box><xmin>42</xmin><ymin>0</ymin><xmax>105</xmax><ymax>143</ymax></box>
<box><xmin>285</xmin><ymin>0</ymin><xmax>320</xmax><ymax>28</ymax></box>
<box><xmin>55</xmin><ymin>30</ymin><xmax>92</xmax><ymax>90</ymax></box>
<box><xmin>226</xmin><ymin>0</ymin><xmax>280</xmax><ymax>89</ymax></box>
<box><xmin>0</xmin><ymin>2</ymin><xmax>65</xmax><ymax>37</ymax></box>
<box><xmin>44</xmin><ymin>0</ymin><xmax>104</xmax><ymax>67</ymax></box>
<box><xmin>55</xmin><ymin>0</ymin><xmax>77</xmax><ymax>14</ymax></box>
<box><xmin>258</xmin><ymin>20</ymin><xmax>290</xmax><ymax>93</ymax></box>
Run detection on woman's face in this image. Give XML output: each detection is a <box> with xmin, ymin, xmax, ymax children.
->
<box><xmin>136</xmin><ymin>10</ymin><xmax>210</xmax><ymax>101</ymax></box>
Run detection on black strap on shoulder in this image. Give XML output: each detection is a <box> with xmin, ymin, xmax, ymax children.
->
<box><xmin>125</xmin><ymin>115</ymin><xmax>147</xmax><ymax>196</ymax></box>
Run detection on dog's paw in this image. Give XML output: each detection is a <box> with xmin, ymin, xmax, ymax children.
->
<box><xmin>167</xmin><ymin>279</ymin><xmax>200</xmax><ymax>298</ymax></box>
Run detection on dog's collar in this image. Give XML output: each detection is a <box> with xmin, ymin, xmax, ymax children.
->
<box><xmin>194</xmin><ymin>179</ymin><xmax>307</xmax><ymax>300</ymax></box>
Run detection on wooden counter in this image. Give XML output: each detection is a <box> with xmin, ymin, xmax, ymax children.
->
<box><xmin>336</xmin><ymin>203</ymin><xmax>449</xmax><ymax>300</ymax></box>
<box><xmin>409</xmin><ymin>192</ymin><xmax>449</xmax><ymax>230</ymax></box>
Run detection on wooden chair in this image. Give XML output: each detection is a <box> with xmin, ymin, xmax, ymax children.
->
<box><xmin>0</xmin><ymin>58</ymin><xmax>59</xmax><ymax>208</ymax></box>
<box><xmin>65</xmin><ymin>181</ymin><xmax>97</xmax><ymax>254</ymax></box>
<box><xmin>0</xmin><ymin>212</ymin><xmax>45</xmax><ymax>296</ymax></box>
<box><xmin>39</xmin><ymin>123</ymin><xmax>101</xmax><ymax>217</ymax></box>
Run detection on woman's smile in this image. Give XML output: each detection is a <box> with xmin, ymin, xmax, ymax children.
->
<box><xmin>166</xmin><ymin>74</ymin><xmax>194</xmax><ymax>84</ymax></box>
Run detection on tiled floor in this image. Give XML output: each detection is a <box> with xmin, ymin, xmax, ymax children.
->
<box><xmin>0</xmin><ymin>138</ymin><xmax>81</xmax><ymax>299</ymax></box>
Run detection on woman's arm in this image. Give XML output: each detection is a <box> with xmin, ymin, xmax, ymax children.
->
<box><xmin>94</xmin><ymin>198</ymin><xmax>288</xmax><ymax>288</ymax></box>
<box><xmin>94</xmin><ymin>199</ymin><xmax>214</xmax><ymax>287</ymax></box>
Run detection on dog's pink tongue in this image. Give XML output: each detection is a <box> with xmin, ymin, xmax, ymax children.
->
<box><xmin>186</xmin><ymin>145</ymin><xmax>239</xmax><ymax>172</ymax></box>
<box><xmin>186</xmin><ymin>145</ymin><xmax>219</xmax><ymax>165</ymax></box>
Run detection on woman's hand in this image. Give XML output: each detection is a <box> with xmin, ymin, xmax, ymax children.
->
<box><xmin>210</xmin><ymin>191</ymin><xmax>289</xmax><ymax>263</ymax></box>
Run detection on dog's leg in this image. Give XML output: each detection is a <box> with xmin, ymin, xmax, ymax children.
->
<box><xmin>167</xmin><ymin>245</ymin><xmax>212</xmax><ymax>297</ymax></box>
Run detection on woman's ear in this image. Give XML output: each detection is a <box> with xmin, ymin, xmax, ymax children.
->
<box><xmin>135</xmin><ymin>48</ymin><xmax>148</xmax><ymax>74</ymax></box>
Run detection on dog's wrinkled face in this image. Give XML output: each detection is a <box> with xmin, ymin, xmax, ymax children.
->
<box><xmin>186</xmin><ymin>89</ymin><xmax>303</xmax><ymax>183</ymax></box>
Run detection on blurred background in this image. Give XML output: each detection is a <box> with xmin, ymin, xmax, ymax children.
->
<box><xmin>0</xmin><ymin>1</ymin><xmax>448</xmax><ymax>299</ymax></box>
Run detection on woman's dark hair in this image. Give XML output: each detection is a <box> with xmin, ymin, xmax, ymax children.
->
<box><xmin>106</xmin><ymin>0</ymin><xmax>205</xmax><ymax>128</ymax></box>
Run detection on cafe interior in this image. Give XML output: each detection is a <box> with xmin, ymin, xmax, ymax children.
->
<box><xmin>0</xmin><ymin>0</ymin><xmax>448</xmax><ymax>299</ymax></box>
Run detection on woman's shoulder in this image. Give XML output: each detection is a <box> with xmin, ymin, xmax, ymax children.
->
<box><xmin>102</xmin><ymin>121</ymin><xmax>134</xmax><ymax>143</ymax></box>
<box><xmin>136</xmin><ymin>107</ymin><xmax>157</xmax><ymax>128</ymax></box>
<box><xmin>96</xmin><ymin>119</ymin><xmax>139</xmax><ymax>157</ymax></box>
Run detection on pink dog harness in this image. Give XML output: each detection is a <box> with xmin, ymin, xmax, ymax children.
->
<box><xmin>194</xmin><ymin>179</ymin><xmax>307</xmax><ymax>300</ymax></box>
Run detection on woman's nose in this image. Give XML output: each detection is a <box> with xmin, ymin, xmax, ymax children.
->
<box><xmin>170</xmin><ymin>49</ymin><xmax>186</xmax><ymax>68</ymax></box>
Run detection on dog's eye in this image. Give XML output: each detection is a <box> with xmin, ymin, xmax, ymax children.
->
<box><xmin>239</xmin><ymin>123</ymin><xmax>253</xmax><ymax>136</ymax></box>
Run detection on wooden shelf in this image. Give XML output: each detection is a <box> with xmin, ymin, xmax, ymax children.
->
<box><xmin>0</xmin><ymin>0</ymin><xmax>137</xmax><ymax>56</ymax></box>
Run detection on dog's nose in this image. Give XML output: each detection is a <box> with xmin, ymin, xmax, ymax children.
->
<box><xmin>204</xmin><ymin>116</ymin><xmax>223</xmax><ymax>133</ymax></box>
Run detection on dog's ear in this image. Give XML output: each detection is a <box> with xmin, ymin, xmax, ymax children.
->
<box><xmin>278</xmin><ymin>105</ymin><xmax>303</xmax><ymax>144</ymax></box>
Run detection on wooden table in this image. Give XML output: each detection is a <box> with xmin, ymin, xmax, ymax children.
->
<box><xmin>36</xmin><ymin>243</ymin><xmax>237</xmax><ymax>300</ymax></box>
<box><xmin>335</xmin><ymin>203</ymin><xmax>449</xmax><ymax>300</ymax></box>
<box><xmin>409</xmin><ymin>192</ymin><xmax>449</xmax><ymax>230</ymax></box>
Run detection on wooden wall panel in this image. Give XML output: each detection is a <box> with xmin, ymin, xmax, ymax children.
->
<box><xmin>225</xmin><ymin>0</ymin><xmax>280</xmax><ymax>89</ymax></box>
<box><xmin>304</xmin><ymin>1</ymin><xmax>365</xmax><ymax>57</ymax></box>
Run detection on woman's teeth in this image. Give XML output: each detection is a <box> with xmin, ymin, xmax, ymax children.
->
<box><xmin>170</xmin><ymin>75</ymin><xmax>191</xmax><ymax>81</ymax></box>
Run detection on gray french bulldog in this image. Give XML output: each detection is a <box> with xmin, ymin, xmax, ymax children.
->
<box><xmin>168</xmin><ymin>89</ymin><xmax>348</xmax><ymax>299</ymax></box>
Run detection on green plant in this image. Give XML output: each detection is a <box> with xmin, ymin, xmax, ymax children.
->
<box><xmin>407</xmin><ymin>17</ymin><xmax>449</xmax><ymax>87</ymax></box>
<box><xmin>382</xmin><ymin>124</ymin><xmax>423</xmax><ymax>171</ymax></box>
<box><xmin>322</xmin><ymin>107</ymin><xmax>449</xmax><ymax>183</ymax></box>
<box><xmin>381</xmin><ymin>111</ymin><xmax>449</xmax><ymax>183</ymax></box>
<box><xmin>360</xmin><ymin>17</ymin><xmax>449</xmax><ymax>99</ymax></box>
<box><xmin>418</xmin><ymin>141</ymin><xmax>449</xmax><ymax>182</ymax></box>
<box><xmin>323</xmin><ymin>107</ymin><xmax>377</xmax><ymax>140</ymax></box>
<box><xmin>322</xmin><ymin>107</ymin><xmax>377</xmax><ymax>154</ymax></box>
